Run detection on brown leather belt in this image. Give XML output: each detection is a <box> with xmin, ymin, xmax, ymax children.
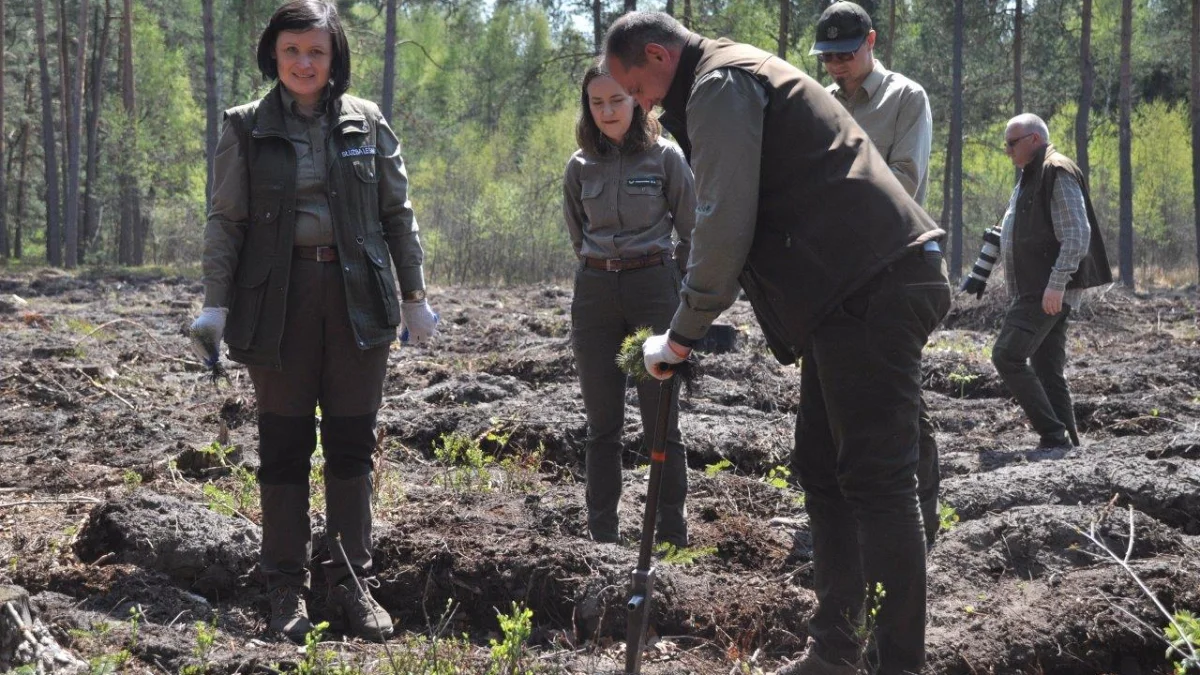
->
<box><xmin>583</xmin><ymin>251</ymin><xmax>669</xmax><ymax>272</ymax></box>
<box><xmin>294</xmin><ymin>245</ymin><xmax>338</xmax><ymax>262</ymax></box>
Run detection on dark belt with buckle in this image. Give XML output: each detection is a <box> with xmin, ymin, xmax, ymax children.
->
<box><xmin>583</xmin><ymin>251</ymin><xmax>669</xmax><ymax>272</ymax></box>
<box><xmin>294</xmin><ymin>246</ymin><xmax>338</xmax><ymax>262</ymax></box>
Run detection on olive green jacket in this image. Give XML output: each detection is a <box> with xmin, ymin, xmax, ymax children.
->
<box><xmin>201</xmin><ymin>84</ymin><xmax>425</xmax><ymax>368</ymax></box>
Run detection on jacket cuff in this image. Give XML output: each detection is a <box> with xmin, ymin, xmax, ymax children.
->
<box><xmin>396</xmin><ymin>266</ymin><xmax>426</xmax><ymax>296</ymax></box>
<box><xmin>1047</xmin><ymin>272</ymin><xmax>1070</xmax><ymax>292</ymax></box>
<box><xmin>670</xmin><ymin>306</ymin><xmax>716</xmax><ymax>347</ymax></box>
<box><xmin>203</xmin><ymin>284</ymin><xmax>231</xmax><ymax>309</ymax></box>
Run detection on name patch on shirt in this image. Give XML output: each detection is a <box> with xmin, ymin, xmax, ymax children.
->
<box><xmin>626</xmin><ymin>176</ymin><xmax>662</xmax><ymax>189</ymax></box>
<box><xmin>341</xmin><ymin>146</ymin><xmax>376</xmax><ymax>158</ymax></box>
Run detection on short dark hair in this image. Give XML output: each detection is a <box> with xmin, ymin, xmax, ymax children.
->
<box><xmin>604</xmin><ymin>12</ymin><xmax>687</xmax><ymax>69</ymax></box>
<box><xmin>575</xmin><ymin>63</ymin><xmax>660</xmax><ymax>157</ymax></box>
<box><xmin>257</xmin><ymin>1</ymin><xmax>351</xmax><ymax>100</ymax></box>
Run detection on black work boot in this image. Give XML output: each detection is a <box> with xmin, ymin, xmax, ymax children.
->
<box><xmin>327</xmin><ymin>574</ymin><xmax>394</xmax><ymax>641</ymax></box>
<box><xmin>268</xmin><ymin>585</ymin><xmax>313</xmax><ymax>644</ymax></box>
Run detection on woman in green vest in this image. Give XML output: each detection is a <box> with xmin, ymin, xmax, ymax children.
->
<box><xmin>562</xmin><ymin>64</ymin><xmax>696</xmax><ymax>547</ymax></box>
<box><xmin>188</xmin><ymin>0</ymin><xmax>437</xmax><ymax>644</ymax></box>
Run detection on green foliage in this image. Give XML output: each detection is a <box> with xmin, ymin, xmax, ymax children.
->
<box><xmin>939</xmin><ymin>504</ymin><xmax>961</xmax><ymax>533</ymax></box>
<box><xmin>487</xmin><ymin>602</ymin><xmax>534</xmax><ymax>675</ymax></box>
<box><xmin>763</xmin><ymin>465</ymin><xmax>791</xmax><ymax>490</ymax></box>
<box><xmin>1165</xmin><ymin>610</ymin><xmax>1200</xmax><ymax>674</ymax></box>
<box><xmin>947</xmin><ymin>366</ymin><xmax>980</xmax><ymax>398</ymax></box>
<box><xmin>180</xmin><ymin>619</ymin><xmax>219</xmax><ymax>675</ymax></box>
<box><xmin>198</xmin><ymin>442</ymin><xmax>258</xmax><ymax>516</ymax></box>
<box><xmin>498</xmin><ymin>442</ymin><xmax>544</xmax><ymax>494</ymax></box>
<box><xmin>654</xmin><ymin>542</ymin><xmax>718</xmax><ymax>566</ymax></box>
<box><xmin>616</xmin><ymin>327</ymin><xmax>655</xmax><ymax>382</ymax></box>
<box><xmin>705</xmin><ymin>458</ymin><xmax>734</xmax><ymax>476</ymax></box>
<box><xmin>122</xmin><ymin>469</ymin><xmax>143</xmax><ymax>493</ymax></box>
<box><xmin>433</xmin><ymin>432</ymin><xmax>494</xmax><ymax>492</ymax></box>
<box><xmin>296</xmin><ymin>622</ymin><xmax>362</xmax><ymax>675</ymax></box>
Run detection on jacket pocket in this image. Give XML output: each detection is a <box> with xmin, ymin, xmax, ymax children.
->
<box><xmin>224</xmin><ymin>261</ymin><xmax>271</xmax><ymax>350</ymax></box>
<box><xmin>581</xmin><ymin>179</ymin><xmax>604</xmax><ymax>200</ymax></box>
<box><xmin>364</xmin><ymin>239</ymin><xmax>401</xmax><ymax>327</ymax></box>
<box><xmin>353</xmin><ymin>159</ymin><xmax>378</xmax><ymax>184</ymax></box>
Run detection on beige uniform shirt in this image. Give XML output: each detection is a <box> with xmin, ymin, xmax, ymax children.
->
<box><xmin>563</xmin><ymin>136</ymin><xmax>696</xmax><ymax>270</ymax></box>
<box><xmin>829</xmin><ymin>60</ymin><xmax>933</xmax><ymax>205</ymax></box>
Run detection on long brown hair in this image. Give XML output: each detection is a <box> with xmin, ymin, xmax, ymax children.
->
<box><xmin>575</xmin><ymin>64</ymin><xmax>660</xmax><ymax>158</ymax></box>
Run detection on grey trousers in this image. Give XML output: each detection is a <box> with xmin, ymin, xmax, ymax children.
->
<box><xmin>991</xmin><ymin>297</ymin><xmax>1075</xmax><ymax>445</ymax></box>
<box><xmin>571</xmin><ymin>262</ymin><xmax>689</xmax><ymax>546</ymax></box>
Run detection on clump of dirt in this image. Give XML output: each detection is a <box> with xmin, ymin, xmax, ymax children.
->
<box><xmin>0</xmin><ymin>269</ymin><xmax>1197</xmax><ymax>674</ymax></box>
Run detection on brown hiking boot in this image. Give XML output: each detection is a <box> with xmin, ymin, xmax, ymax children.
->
<box><xmin>268</xmin><ymin>585</ymin><xmax>313</xmax><ymax>644</ymax></box>
<box><xmin>328</xmin><ymin>576</ymin><xmax>393</xmax><ymax>642</ymax></box>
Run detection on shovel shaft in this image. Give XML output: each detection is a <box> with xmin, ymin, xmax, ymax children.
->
<box><xmin>625</xmin><ymin>378</ymin><xmax>676</xmax><ymax>674</ymax></box>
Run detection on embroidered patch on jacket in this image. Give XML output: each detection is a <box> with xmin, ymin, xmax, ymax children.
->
<box><xmin>341</xmin><ymin>146</ymin><xmax>377</xmax><ymax>158</ymax></box>
<box><xmin>626</xmin><ymin>176</ymin><xmax>663</xmax><ymax>188</ymax></box>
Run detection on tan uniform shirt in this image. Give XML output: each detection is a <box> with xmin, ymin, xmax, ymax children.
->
<box><xmin>829</xmin><ymin>60</ymin><xmax>933</xmax><ymax>205</ymax></box>
<box><xmin>563</xmin><ymin>136</ymin><xmax>695</xmax><ymax>270</ymax></box>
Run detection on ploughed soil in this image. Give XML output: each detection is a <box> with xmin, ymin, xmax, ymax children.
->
<box><xmin>0</xmin><ymin>267</ymin><xmax>1197</xmax><ymax>674</ymax></box>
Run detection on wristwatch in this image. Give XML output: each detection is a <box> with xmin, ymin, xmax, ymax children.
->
<box><xmin>401</xmin><ymin>288</ymin><xmax>426</xmax><ymax>302</ymax></box>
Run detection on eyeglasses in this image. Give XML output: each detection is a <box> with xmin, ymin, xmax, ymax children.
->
<box><xmin>816</xmin><ymin>40</ymin><xmax>865</xmax><ymax>63</ymax></box>
<box><xmin>1005</xmin><ymin>133</ymin><xmax>1034</xmax><ymax>150</ymax></box>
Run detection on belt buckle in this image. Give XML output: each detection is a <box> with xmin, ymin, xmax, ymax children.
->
<box><xmin>605</xmin><ymin>258</ymin><xmax>620</xmax><ymax>272</ymax></box>
<box><xmin>315</xmin><ymin>246</ymin><xmax>335</xmax><ymax>262</ymax></box>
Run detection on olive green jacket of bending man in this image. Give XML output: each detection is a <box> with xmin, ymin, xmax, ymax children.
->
<box><xmin>202</xmin><ymin>84</ymin><xmax>426</xmax><ymax>369</ymax></box>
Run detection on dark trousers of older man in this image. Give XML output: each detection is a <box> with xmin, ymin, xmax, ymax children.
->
<box><xmin>990</xmin><ymin>297</ymin><xmax>1075</xmax><ymax>447</ymax></box>
<box><xmin>793</xmin><ymin>248</ymin><xmax>950</xmax><ymax>675</ymax></box>
<box><xmin>248</xmin><ymin>259</ymin><xmax>390</xmax><ymax>591</ymax></box>
<box><xmin>571</xmin><ymin>262</ymin><xmax>689</xmax><ymax>547</ymax></box>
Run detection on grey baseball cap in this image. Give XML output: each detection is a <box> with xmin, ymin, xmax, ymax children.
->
<box><xmin>809</xmin><ymin>1</ymin><xmax>872</xmax><ymax>55</ymax></box>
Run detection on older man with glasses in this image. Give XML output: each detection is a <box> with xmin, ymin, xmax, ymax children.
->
<box><xmin>810</xmin><ymin>1</ymin><xmax>945</xmax><ymax>554</ymax></box>
<box><xmin>961</xmin><ymin>113</ymin><xmax>1112</xmax><ymax>450</ymax></box>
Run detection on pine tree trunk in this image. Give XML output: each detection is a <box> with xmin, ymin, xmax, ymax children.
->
<box><xmin>624</xmin><ymin>0</ymin><xmax>635</xmax><ymax>12</ymax></box>
<box><xmin>82</xmin><ymin>0</ymin><xmax>111</xmax><ymax>262</ymax></box>
<box><xmin>683</xmin><ymin>0</ymin><xmax>692</xmax><ymax>28</ymax></box>
<box><xmin>1077</xmin><ymin>0</ymin><xmax>1093</xmax><ymax>180</ymax></box>
<box><xmin>64</xmin><ymin>0</ymin><xmax>91</xmax><ymax>269</ymax></box>
<box><xmin>1013</xmin><ymin>0</ymin><xmax>1023</xmax><ymax>114</ymax></box>
<box><xmin>1193</xmin><ymin>0</ymin><xmax>1200</xmax><ymax>283</ymax></box>
<box><xmin>35</xmin><ymin>0</ymin><xmax>63</xmax><ymax>266</ymax></box>
<box><xmin>119</xmin><ymin>0</ymin><xmax>136</xmax><ymax>265</ymax></box>
<box><xmin>777</xmin><ymin>0</ymin><xmax>789</xmax><ymax>59</ymax></box>
<box><xmin>950</xmin><ymin>0</ymin><xmax>964</xmax><ymax>279</ymax></box>
<box><xmin>1118</xmin><ymin>0</ymin><xmax>1133</xmax><ymax>287</ymax></box>
<box><xmin>885</xmin><ymin>0</ymin><xmax>896</xmax><ymax>69</ymax></box>
<box><xmin>15</xmin><ymin>118</ymin><xmax>30</xmax><ymax>259</ymax></box>
<box><xmin>592</xmin><ymin>0</ymin><xmax>602</xmax><ymax>54</ymax></box>
<box><xmin>0</xmin><ymin>0</ymin><xmax>8</xmax><ymax>260</ymax></box>
<box><xmin>230</xmin><ymin>0</ymin><xmax>246</xmax><ymax>103</ymax></box>
<box><xmin>382</xmin><ymin>0</ymin><xmax>396</xmax><ymax>122</ymax></box>
<box><xmin>202</xmin><ymin>0</ymin><xmax>217</xmax><ymax>207</ymax></box>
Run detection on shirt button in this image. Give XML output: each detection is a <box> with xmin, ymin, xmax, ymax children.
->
<box><xmin>344</xmin><ymin>266</ymin><xmax>350</xmax><ymax>272</ymax></box>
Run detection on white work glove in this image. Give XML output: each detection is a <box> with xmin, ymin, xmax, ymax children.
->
<box><xmin>399</xmin><ymin>299</ymin><xmax>439</xmax><ymax>345</ymax></box>
<box><xmin>643</xmin><ymin>332</ymin><xmax>689</xmax><ymax>381</ymax></box>
<box><xmin>189</xmin><ymin>307</ymin><xmax>228</xmax><ymax>366</ymax></box>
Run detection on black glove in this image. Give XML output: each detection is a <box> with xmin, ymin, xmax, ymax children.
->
<box><xmin>960</xmin><ymin>276</ymin><xmax>986</xmax><ymax>300</ymax></box>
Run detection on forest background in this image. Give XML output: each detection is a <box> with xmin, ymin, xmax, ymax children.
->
<box><xmin>0</xmin><ymin>0</ymin><xmax>1197</xmax><ymax>289</ymax></box>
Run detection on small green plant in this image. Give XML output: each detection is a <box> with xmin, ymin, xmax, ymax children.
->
<box><xmin>181</xmin><ymin>618</ymin><xmax>219</xmax><ymax>675</ymax></box>
<box><xmin>488</xmin><ymin>602</ymin><xmax>534</xmax><ymax>675</ymax></box>
<box><xmin>654</xmin><ymin>542</ymin><xmax>718</xmax><ymax>566</ymax></box>
<box><xmin>121</xmin><ymin>469</ymin><xmax>143</xmax><ymax>493</ymax></box>
<box><xmin>1165</xmin><ymin>609</ymin><xmax>1200</xmax><ymax>674</ymax></box>
<box><xmin>855</xmin><ymin>582</ymin><xmax>888</xmax><ymax>673</ymax></box>
<box><xmin>764</xmin><ymin>465</ymin><xmax>791</xmax><ymax>490</ymax></box>
<box><xmin>705</xmin><ymin>458</ymin><xmax>734</xmax><ymax>476</ymax></box>
<box><xmin>433</xmin><ymin>432</ymin><xmax>494</xmax><ymax>492</ymax></box>
<box><xmin>616</xmin><ymin>327</ymin><xmax>656</xmax><ymax>382</ymax></box>
<box><xmin>938</xmin><ymin>504</ymin><xmax>960</xmax><ymax>532</ymax></box>
<box><xmin>198</xmin><ymin>442</ymin><xmax>259</xmax><ymax>516</ymax></box>
<box><xmin>498</xmin><ymin>442</ymin><xmax>544</xmax><ymax>494</ymax></box>
<box><xmin>947</xmin><ymin>366</ymin><xmax>980</xmax><ymax>398</ymax></box>
<box><xmin>296</xmin><ymin>621</ymin><xmax>361</xmax><ymax>675</ymax></box>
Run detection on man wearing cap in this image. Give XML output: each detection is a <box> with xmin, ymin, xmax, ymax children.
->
<box><xmin>810</xmin><ymin>1</ymin><xmax>943</xmax><ymax>551</ymax></box>
<box><xmin>603</xmin><ymin>11</ymin><xmax>950</xmax><ymax>675</ymax></box>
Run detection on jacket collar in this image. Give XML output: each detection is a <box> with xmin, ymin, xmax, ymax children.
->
<box><xmin>1019</xmin><ymin>142</ymin><xmax>1053</xmax><ymax>187</ymax></box>
<box><xmin>657</xmin><ymin>32</ymin><xmax>707</xmax><ymax>159</ymax></box>
<box><xmin>833</xmin><ymin>60</ymin><xmax>886</xmax><ymax>104</ymax></box>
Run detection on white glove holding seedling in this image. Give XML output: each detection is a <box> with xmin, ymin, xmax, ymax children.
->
<box><xmin>399</xmin><ymin>299</ymin><xmax>439</xmax><ymax>346</ymax></box>
<box><xmin>642</xmin><ymin>332</ymin><xmax>689</xmax><ymax>381</ymax></box>
<box><xmin>189</xmin><ymin>307</ymin><xmax>228</xmax><ymax>366</ymax></box>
